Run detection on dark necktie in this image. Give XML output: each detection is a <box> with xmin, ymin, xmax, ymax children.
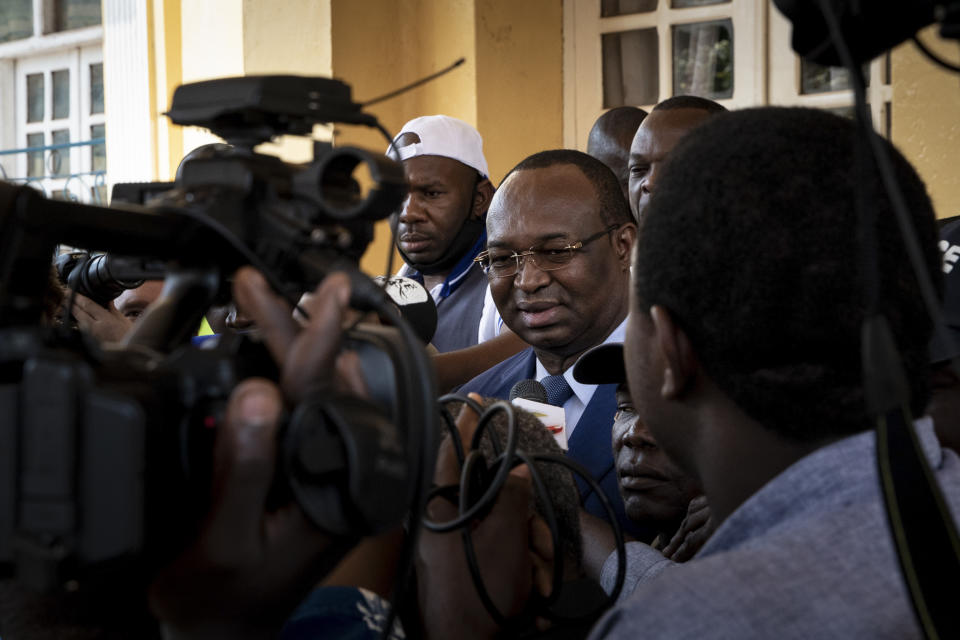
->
<box><xmin>540</xmin><ymin>374</ymin><xmax>574</xmax><ymax>406</ymax></box>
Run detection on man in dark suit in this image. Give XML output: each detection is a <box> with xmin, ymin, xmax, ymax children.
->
<box><xmin>460</xmin><ymin>149</ymin><xmax>641</xmax><ymax>537</ymax></box>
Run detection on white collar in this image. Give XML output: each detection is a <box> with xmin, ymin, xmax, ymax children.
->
<box><xmin>534</xmin><ymin>317</ymin><xmax>628</xmax><ymax>402</ymax></box>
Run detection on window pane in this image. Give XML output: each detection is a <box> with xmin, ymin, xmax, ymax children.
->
<box><xmin>91</xmin><ymin>124</ymin><xmax>106</xmax><ymax>172</ymax></box>
<box><xmin>825</xmin><ymin>106</ymin><xmax>857</xmax><ymax>120</ymax></box>
<box><xmin>602</xmin><ymin>28</ymin><xmax>659</xmax><ymax>108</ymax></box>
<box><xmin>53</xmin><ymin>69</ymin><xmax>70</xmax><ymax>120</ymax></box>
<box><xmin>672</xmin><ymin>0</ymin><xmax>729</xmax><ymax>6</ymax></box>
<box><xmin>0</xmin><ymin>0</ymin><xmax>33</xmax><ymax>43</ymax></box>
<box><xmin>800</xmin><ymin>60</ymin><xmax>870</xmax><ymax>94</ymax></box>
<box><xmin>601</xmin><ymin>0</ymin><xmax>657</xmax><ymax>17</ymax></box>
<box><xmin>27</xmin><ymin>73</ymin><xmax>45</xmax><ymax>123</ymax></box>
<box><xmin>52</xmin><ymin>129</ymin><xmax>71</xmax><ymax>177</ymax></box>
<box><xmin>89</xmin><ymin>63</ymin><xmax>104</xmax><ymax>114</ymax></box>
<box><xmin>89</xmin><ymin>124</ymin><xmax>107</xmax><ymax>202</ymax></box>
<box><xmin>823</xmin><ymin>104</ymin><xmax>884</xmax><ymax>132</ymax></box>
<box><xmin>54</xmin><ymin>0</ymin><xmax>102</xmax><ymax>31</ymax></box>
<box><xmin>672</xmin><ymin>19</ymin><xmax>733</xmax><ymax>100</ymax></box>
<box><xmin>27</xmin><ymin>133</ymin><xmax>44</xmax><ymax>178</ymax></box>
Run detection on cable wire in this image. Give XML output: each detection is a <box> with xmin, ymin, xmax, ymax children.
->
<box><xmin>911</xmin><ymin>34</ymin><xmax>960</xmax><ymax>73</ymax></box>
<box><xmin>817</xmin><ymin>2</ymin><xmax>960</xmax><ymax>638</ymax></box>
<box><xmin>815</xmin><ymin>0</ymin><xmax>956</xmax><ymax>363</ymax></box>
<box><xmin>422</xmin><ymin>400</ymin><xmax>519</xmax><ymax>533</ymax></box>
<box><xmin>420</xmin><ymin>398</ymin><xmax>628</xmax><ymax>629</ymax></box>
<box><xmin>361</xmin><ymin>58</ymin><xmax>467</xmax><ymax>108</ymax></box>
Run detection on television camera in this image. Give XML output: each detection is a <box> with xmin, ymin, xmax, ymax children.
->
<box><xmin>0</xmin><ymin>75</ymin><xmax>437</xmax><ymax>596</ymax></box>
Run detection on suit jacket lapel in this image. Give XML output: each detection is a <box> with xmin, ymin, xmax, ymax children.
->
<box><xmin>489</xmin><ymin>348</ymin><xmax>537</xmax><ymax>399</ymax></box>
<box><xmin>566</xmin><ymin>383</ymin><xmax>617</xmax><ymax>496</ymax></box>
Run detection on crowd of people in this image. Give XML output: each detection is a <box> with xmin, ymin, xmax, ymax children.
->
<box><xmin>5</xmin><ymin>95</ymin><xmax>960</xmax><ymax>639</ymax></box>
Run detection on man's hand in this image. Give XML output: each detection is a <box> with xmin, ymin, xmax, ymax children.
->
<box><xmin>232</xmin><ymin>267</ymin><xmax>368</xmax><ymax>402</ymax></box>
<box><xmin>418</xmin><ymin>397</ymin><xmax>549</xmax><ymax>640</ymax></box>
<box><xmin>71</xmin><ymin>293</ymin><xmax>132</xmax><ymax>343</ymax></box>
<box><xmin>149</xmin><ymin>379</ymin><xmax>342</xmax><ymax>640</ymax></box>
<box><xmin>660</xmin><ymin>495</ymin><xmax>714</xmax><ymax>562</ymax></box>
<box><xmin>149</xmin><ymin>268</ymin><xmax>366</xmax><ymax>639</ymax></box>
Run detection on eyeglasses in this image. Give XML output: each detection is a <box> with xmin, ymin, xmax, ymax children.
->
<box><xmin>474</xmin><ymin>224</ymin><xmax>620</xmax><ymax>278</ymax></box>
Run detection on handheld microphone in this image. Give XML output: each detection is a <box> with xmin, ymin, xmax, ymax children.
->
<box><xmin>374</xmin><ymin>275</ymin><xmax>438</xmax><ymax>345</ymax></box>
<box><xmin>509</xmin><ymin>378</ymin><xmax>547</xmax><ymax>403</ymax></box>
<box><xmin>509</xmin><ymin>379</ymin><xmax>567</xmax><ymax>450</ymax></box>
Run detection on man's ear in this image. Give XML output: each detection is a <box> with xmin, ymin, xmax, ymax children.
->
<box><xmin>528</xmin><ymin>515</ymin><xmax>555</xmax><ymax>598</ymax></box>
<box><xmin>650</xmin><ymin>305</ymin><xmax>698</xmax><ymax>400</ymax></box>
<box><xmin>472</xmin><ymin>178</ymin><xmax>495</xmax><ymax>220</ymax></box>
<box><xmin>613</xmin><ymin>222</ymin><xmax>637</xmax><ymax>270</ymax></box>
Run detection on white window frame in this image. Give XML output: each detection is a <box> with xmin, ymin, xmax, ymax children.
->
<box><xmin>0</xmin><ymin>0</ymin><xmax>103</xmax><ymax>201</ymax></box>
<box><xmin>563</xmin><ymin>1</ymin><xmax>891</xmax><ymax>149</ymax></box>
<box><xmin>12</xmin><ymin>46</ymin><xmax>104</xmax><ymax>199</ymax></box>
<box><xmin>767</xmin><ymin>8</ymin><xmax>892</xmax><ymax>137</ymax></box>
<box><xmin>564</xmin><ymin>0</ymin><xmax>767</xmax><ymax>149</ymax></box>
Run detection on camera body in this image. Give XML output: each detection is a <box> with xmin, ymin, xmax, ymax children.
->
<box><xmin>0</xmin><ymin>75</ymin><xmax>436</xmax><ymax>592</ymax></box>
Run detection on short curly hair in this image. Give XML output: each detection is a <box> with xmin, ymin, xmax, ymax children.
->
<box><xmin>634</xmin><ymin>107</ymin><xmax>941</xmax><ymax>441</ymax></box>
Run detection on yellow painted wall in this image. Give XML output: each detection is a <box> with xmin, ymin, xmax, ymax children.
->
<box><xmin>242</xmin><ymin>0</ymin><xmax>332</xmax><ymax>76</ymax></box>
<box><xmin>891</xmin><ymin>26</ymin><xmax>960</xmax><ymax>219</ymax></box>
<box><xmin>179</xmin><ymin>1</ymin><xmax>244</xmax><ymax>82</ymax></box>
<box><xmin>329</xmin><ymin>0</ymin><xmax>477</xmax><ymax>153</ymax></box>
<box><xmin>152</xmin><ymin>0</ymin><xmax>334</xmax><ymax>172</ymax></box>
<box><xmin>242</xmin><ymin>0</ymin><xmax>333</xmax><ymax>163</ymax></box>
<box><xmin>154</xmin><ymin>0</ymin><xmax>183</xmax><ymax>179</ymax></box>
<box><xmin>178</xmin><ymin>0</ymin><xmax>245</xmax><ymax>155</ymax></box>
<box><xmin>150</xmin><ymin>0</ymin><xmax>562</xmax><ymax>276</ymax></box>
<box><xmin>475</xmin><ymin>0</ymin><xmax>563</xmax><ymax>185</ymax></box>
<box><xmin>329</xmin><ymin>0</ymin><xmax>479</xmax><ymax>276</ymax></box>
<box><xmin>329</xmin><ymin>0</ymin><xmax>562</xmax><ymax>275</ymax></box>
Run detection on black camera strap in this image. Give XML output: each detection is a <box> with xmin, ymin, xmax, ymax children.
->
<box><xmin>866</xmin><ymin>316</ymin><xmax>960</xmax><ymax>639</ymax></box>
<box><xmin>876</xmin><ymin>406</ymin><xmax>960</xmax><ymax>639</ymax></box>
<box><xmin>807</xmin><ymin>0</ymin><xmax>960</xmax><ymax>631</ymax></box>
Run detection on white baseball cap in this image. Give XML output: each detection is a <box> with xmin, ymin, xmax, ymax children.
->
<box><xmin>387</xmin><ymin>115</ymin><xmax>489</xmax><ymax>178</ymax></box>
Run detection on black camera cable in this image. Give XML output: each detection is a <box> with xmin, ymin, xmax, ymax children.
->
<box><xmin>816</xmin><ymin>1</ymin><xmax>960</xmax><ymax>638</ymax></box>
<box><xmin>424</xmin><ymin>396</ymin><xmax>627</xmax><ymax>633</ymax></box>
<box><xmin>911</xmin><ymin>34</ymin><xmax>960</xmax><ymax>73</ymax></box>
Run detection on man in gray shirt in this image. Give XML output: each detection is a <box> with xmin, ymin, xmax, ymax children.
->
<box><xmin>389</xmin><ymin>115</ymin><xmax>495</xmax><ymax>352</ymax></box>
<box><xmin>589</xmin><ymin>107</ymin><xmax>960</xmax><ymax>638</ymax></box>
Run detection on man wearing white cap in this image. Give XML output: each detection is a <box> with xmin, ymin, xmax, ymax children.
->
<box><xmin>388</xmin><ymin>115</ymin><xmax>495</xmax><ymax>352</ymax></box>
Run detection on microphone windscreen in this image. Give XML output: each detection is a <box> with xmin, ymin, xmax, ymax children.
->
<box><xmin>374</xmin><ymin>275</ymin><xmax>438</xmax><ymax>345</ymax></box>
<box><xmin>509</xmin><ymin>379</ymin><xmax>548</xmax><ymax>404</ymax></box>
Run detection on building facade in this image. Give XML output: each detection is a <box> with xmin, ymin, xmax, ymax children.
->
<box><xmin>1</xmin><ymin>0</ymin><xmax>958</xmax><ymax>274</ymax></box>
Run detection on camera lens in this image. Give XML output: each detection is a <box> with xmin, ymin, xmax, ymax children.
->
<box><xmin>314</xmin><ymin>147</ymin><xmax>406</xmax><ymax>221</ymax></box>
<box><xmin>58</xmin><ymin>252</ymin><xmax>145</xmax><ymax>308</ymax></box>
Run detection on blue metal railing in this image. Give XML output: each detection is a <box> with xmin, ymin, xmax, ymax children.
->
<box><xmin>0</xmin><ymin>137</ymin><xmax>106</xmax><ymax>204</ymax></box>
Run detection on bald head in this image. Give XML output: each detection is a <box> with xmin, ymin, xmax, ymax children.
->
<box><xmin>587</xmin><ymin>107</ymin><xmax>648</xmax><ymax>202</ymax></box>
<box><xmin>628</xmin><ymin>97</ymin><xmax>725</xmax><ymax>222</ymax></box>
